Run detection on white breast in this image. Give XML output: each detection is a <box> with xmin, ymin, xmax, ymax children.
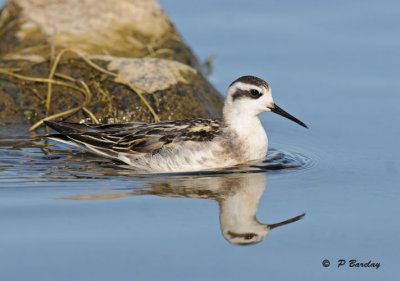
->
<box><xmin>225</xmin><ymin>115</ymin><xmax>268</xmax><ymax>162</ymax></box>
<box><xmin>243</xmin><ymin>121</ymin><xmax>268</xmax><ymax>161</ymax></box>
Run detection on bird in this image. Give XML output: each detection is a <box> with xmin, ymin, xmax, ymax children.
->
<box><xmin>45</xmin><ymin>75</ymin><xmax>307</xmax><ymax>173</ymax></box>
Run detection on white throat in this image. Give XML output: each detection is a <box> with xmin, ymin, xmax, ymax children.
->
<box><xmin>223</xmin><ymin>103</ymin><xmax>268</xmax><ymax>161</ymax></box>
<box><xmin>219</xmin><ymin>173</ymin><xmax>269</xmax><ymax>242</ymax></box>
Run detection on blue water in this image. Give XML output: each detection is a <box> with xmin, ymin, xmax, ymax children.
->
<box><xmin>1</xmin><ymin>0</ymin><xmax>399</xmax><ymax>280</ymax></box>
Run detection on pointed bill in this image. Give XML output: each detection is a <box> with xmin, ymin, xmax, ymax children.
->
<box><xmin>270</xmin><ymin>104</ymin><xmax>308</xmax><ymax>128</ymax></box>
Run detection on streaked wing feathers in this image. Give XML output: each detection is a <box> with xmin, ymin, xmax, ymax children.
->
<box><xmin>45</xmin><ymin>119</ymin><xmax>221</xmax><ymax>156</ymax></box>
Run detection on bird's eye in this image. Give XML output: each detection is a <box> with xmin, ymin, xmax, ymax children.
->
<box><xmin>250</xmin><ymin>89</ymin><xmax>262</xmax><ymax>98</ymax></box>
<box><xmin>244</xmin><ymin>233</ymin><xmax>256</xmax><ymax>240</ymax></box>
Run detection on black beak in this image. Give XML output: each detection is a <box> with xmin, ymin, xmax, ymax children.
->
<box><xmin>268</xmin><ymin>213</ymin><xmax>306</xmax><ymax>230</ymax></box>
<box><xmin>270</xmin><ymin>104</ymin><xmax>308</xmax><ymax>128</ymax></box>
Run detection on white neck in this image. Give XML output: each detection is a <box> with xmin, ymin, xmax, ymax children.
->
<box><xmin>223</xmin><ymin>103</ymin><xmax>259</xmax><ymax>130</ymax></box>
<box><xmin>219</xmin><ymin>174</ymin><xmax>268</xmax><ymax>233</ymax></box>
<box><xmin>223</xmin><ymin>104</ymin><xmax>268</xmax><ymax>161</ymax></box>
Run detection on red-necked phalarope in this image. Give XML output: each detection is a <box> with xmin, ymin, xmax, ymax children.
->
<box><xmin>45</xmin><ymin>75</ymin><xmax>307</xmax><ymax>173</ymax></box>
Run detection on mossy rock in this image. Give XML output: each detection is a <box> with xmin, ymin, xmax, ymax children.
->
<box><xmin>0</xmin><ymin>0</ymin><xmax>223</xmax><ymax>129</ymax></box>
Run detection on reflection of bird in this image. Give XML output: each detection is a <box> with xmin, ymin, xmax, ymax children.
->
<box><xmin>217</xmin><ymin>173</ymin><xmax>305</xmax><ymax>245</ymax></box>
<box><xmin>45</xmin><ymin>76</ymin><xmax>307</xmax><ymax>173</ymax></box>
<box><xmin>64</xmin><ymin>172</ymin><xmax>305</xmax><ymax>245</ymax></box>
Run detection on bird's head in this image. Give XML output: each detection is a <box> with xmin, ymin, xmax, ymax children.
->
<box><xmin>222</xmin><ymin>213</ymin><xmax>306</xmax><ymax>246</ymax></box>
<box><xmin>224</xmin><ymin>75</ymin><xmax>307</xmax><ymax>128</ymax></box>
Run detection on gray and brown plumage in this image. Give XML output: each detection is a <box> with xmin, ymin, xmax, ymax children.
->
<box><xmin>45</xmin><ymin>76</ymin><xmax>307</xmax><ymax>173</ymax></box>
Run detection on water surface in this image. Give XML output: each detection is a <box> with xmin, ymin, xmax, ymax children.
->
<box><xmin>1</xmin><ymin>0</ymin><xmax>399</xmax><ymax>280</ymax></box>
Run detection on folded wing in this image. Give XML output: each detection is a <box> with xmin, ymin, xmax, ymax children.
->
<box><xmin>44</xmin><ymin>119</ymin><xmax>221</xmax><ymax>160</ymax></box>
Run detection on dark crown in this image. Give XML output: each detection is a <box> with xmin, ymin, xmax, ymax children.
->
<box><xmin>229</xmin><ymin>75</ymin><xmax>270</xmax><ymax>89</ymax></box>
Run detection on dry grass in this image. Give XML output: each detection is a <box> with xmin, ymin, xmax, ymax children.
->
<box><xmin>0</xmin><ymin>68</ymin><xmax>95</xmax><ymax>130</ymax></box>
<box><xmin>0</xmin><ymin>47</ymin><xmax>160</xmax><ymax>131</ymax></box>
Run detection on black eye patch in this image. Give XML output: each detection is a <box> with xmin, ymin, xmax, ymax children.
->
<box><xmin>232</xmin><ymin>89</ymin><xmax>263</xmax><ymax>101</ymax></box>
<box><xmin>227</xmin><ymin>231</ymin><xmax>258</xmax><ymax>240</ymax></box>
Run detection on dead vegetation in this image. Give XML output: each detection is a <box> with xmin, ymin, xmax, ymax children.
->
<box><xmin>0</xmin><ymin>48</ymin><xmax>161</xmax><ymax>131</ymax></box>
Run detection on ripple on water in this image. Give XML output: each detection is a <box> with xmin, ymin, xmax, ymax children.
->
<box><xmin>160</xmin><ymin>148</ymin><xmax>312</xmax><ymax>177</ymax></box>
<box><xmin>0</xmin><ymin>135</ymin><xmax>313</xmax><ymax>184</ymax></box>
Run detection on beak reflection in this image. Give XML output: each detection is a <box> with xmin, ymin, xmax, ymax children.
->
<box><xmin>268</xmin><ymin>213</ymin><xmax>306</xmax><ymax>230</ymax></box>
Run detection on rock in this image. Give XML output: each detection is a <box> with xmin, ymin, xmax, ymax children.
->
<box><xmin>0</xmin><ymin>0</ymin><xmax>223</xmax><ymax>130</ymax></box>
